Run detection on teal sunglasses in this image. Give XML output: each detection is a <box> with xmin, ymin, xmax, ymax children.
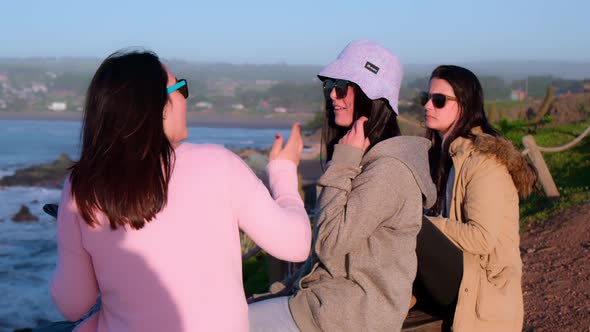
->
<box><xmin>167</xmin><ymin>78</ymin><xmax>188</xmax><ymax>99</ymax></box>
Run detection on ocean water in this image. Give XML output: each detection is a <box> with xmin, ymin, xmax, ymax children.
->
<box><xmin>0</xmin><ymin>120</ymin><xmax>290</xmax><ymax>331</ymax></box>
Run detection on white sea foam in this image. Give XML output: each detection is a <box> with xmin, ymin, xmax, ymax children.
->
<box><xmin>0</xmin><ymin>187</ymin><xmax>64</xmax><ymax>331</ymax></box>
<box><xmin>0</xmin><ymin>169</ymin><xmax>16</xmax><ymax>180</ymax></box>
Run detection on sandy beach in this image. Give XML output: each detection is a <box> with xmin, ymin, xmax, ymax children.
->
<box><xmin>0</xmin><ymin>111</ymin><xmax>315</xmax><ymax>129</ymax></box>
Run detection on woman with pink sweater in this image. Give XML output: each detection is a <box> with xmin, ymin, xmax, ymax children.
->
<box><xmin>48</xmin><ymin>49</ymin><xmax>311</xmax><ymax>331</ymax></box>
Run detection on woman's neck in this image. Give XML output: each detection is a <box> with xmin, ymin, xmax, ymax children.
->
<box><xmin>439</xmin><ymin>130</ymin><xmax>450</xmax><ymax>148</ymax></box>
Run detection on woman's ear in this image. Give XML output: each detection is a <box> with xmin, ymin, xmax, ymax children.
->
<box><xmin>162</xmin><ymin>99</ymin><xmax>171</xmax><ymax>119</ymax></box>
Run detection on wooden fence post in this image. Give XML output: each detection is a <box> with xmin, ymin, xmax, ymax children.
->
<box><xmin>522</xmin><ymin>135</ymin><xmax>560</xmax><ymax>198</ymax></box>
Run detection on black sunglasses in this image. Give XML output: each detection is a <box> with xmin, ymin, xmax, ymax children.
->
<box><xmin>323</xmin><ymin>79</ymin><xmax>349</xmax><ymax>99</ymax></box>
<box><xmin>167</xmin><ymin>78</ymin><xmax>189</xmax><ymax>99</ymax></box>
<box><xmin>419</xmin><ymin>91</ymin><xmax>457</xmax><ymax>109</ymax></box>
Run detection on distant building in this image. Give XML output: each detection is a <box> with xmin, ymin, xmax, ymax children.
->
<box><xmin>274</xmin><ymin>107</ymin><xmax>288</xmax><ymax>113</ymax></box>
<box><xmin>256</xmin><ymin>100</ymin><xmax>272</xmax><ymax>111</ymax></box>
<box><xmin>584</xmin><ymin>83</ymin><xmax>590</xmax><ymax>92</ymax></box>
<box><xmin>0</xmin><ymin>73</ymin><xmax>7</xmax><ymax>82</ymax></box>
<box><xmin>231</xmin><ymin>103</ymin><xmax>245</xmax><ymax>110</ymax></box>
<box><xmin>51</xmin><ymin>90</ymin><xmax>76</xmax><ymax>98</ymax></box>
<box><xmin>208</xmin><ymin>79</ymin><xmax>238</xmax><ymax>97</ymax></box>
<box><xmin>255</xmin><ymin>80</ymin><xmax>276</xmax><ymax>88</ymax></box>
<box><xmin>195</xmin><ymin>101</ymin><xmax>213</xmax><ymax>109</ymax></box>
<box><xmin>32</xmin><ymin>83</ymin><xmax>48</xmax><ymax>93</ymax></box>
<box><xmin>510</xmin><ymin>89</ymin><xmax>527</xmax><ymax>101</ymax></box>
<box><xmin>48</xmin><ymin>102</ymin><xmax>67</xmax><ymax>112</ymax></box>
<box><xmin>0</xmin><ymin>99</ymin><xmax>6</xmax><ymax>109</ymax></box>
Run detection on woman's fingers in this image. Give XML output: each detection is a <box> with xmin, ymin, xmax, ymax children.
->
<box><xmin>269</xmin><ymin>133</ymin><xmax>284</xmax><ymax>160</ymax></box>
<box><xmin>355</xmin><ymin>116</ymin><xmax>369</xmax><ymax>137</ymax></box>
<box><xmin>269</xmin><ymin>123</ymin><xmax>302</xmax><ymax>165</ymax></box>
<box><xmin>339</xmin><ymin>117</ymin><xmax>370</xmax><ymax>150</ymax></box>
<box><xmin>286</xmin><ymin>123</ymin><xmax>303</xmax><ymax>152</ymax></box>
<box><xmin>363</xmin><ymin>137</ymin><xmax>371</xmax><ymax>150</ymax></box>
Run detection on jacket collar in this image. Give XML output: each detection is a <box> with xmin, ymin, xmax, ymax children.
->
<box><xmin>448</xmin><ymin>127</ymin><xmax>482</xmax><ymax>158</ymax></box>
<box><xmin>448</xmin><ymin>126</ymin><xmax>536</xmax><ymax>198</ymax></box>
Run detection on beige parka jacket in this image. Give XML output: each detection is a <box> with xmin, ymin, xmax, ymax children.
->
<box><xmin>427</xmin><ymin>127</ymin><xmax>536</xmax><ymax>332</ymax></box>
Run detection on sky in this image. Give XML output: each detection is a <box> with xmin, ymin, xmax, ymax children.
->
<box><xmin>1</xmin><ymin>0</ymin><xmax>589</xmax><ymax>65</ymax></box>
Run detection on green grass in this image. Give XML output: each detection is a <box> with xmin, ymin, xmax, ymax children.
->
<box><xmin>242</xmin><ymin>119</ymin><xmax>590</xmax><ymax>291</ymax></box>
<box><xmin>247</xmin><ymin>109</ymin><xmax>267</xmax><ymax>114</ymax></box>
<box><xmin>486</xmin><ymin>99</ymin><xmax>531</xmax><ymax>109</ymax></box>
<box><xmin>242</xmin><ymin>255</ymin><xmax>270</xmax><ymax>297</ymax></box>
<box><xmin>500</xmin><ymin>119</ymin><xmax>590</xmax><ymax>229</ymax></box>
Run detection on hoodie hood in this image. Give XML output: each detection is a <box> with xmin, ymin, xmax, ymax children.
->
<box><xmin>362</xmin><ymin>136</ymin><xmax>437</xmax><ymax>209</ymax></box>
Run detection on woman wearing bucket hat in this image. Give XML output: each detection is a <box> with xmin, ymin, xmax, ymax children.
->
<box><xmin>248</xmin><ymin>40</ymin><xmax>436</xmax><ymax>332</ymax></box>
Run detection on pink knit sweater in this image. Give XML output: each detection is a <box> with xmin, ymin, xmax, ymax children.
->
<box><xmin>51</xmin><ymin>143</ymin><xmax>311</xmax><ymax>331</ymax></box>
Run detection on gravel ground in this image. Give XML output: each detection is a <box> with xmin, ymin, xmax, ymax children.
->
<box><xmin>521</xmin><ymin>201</ymin><xmax>590</xmax><ymax>331</ymax></box>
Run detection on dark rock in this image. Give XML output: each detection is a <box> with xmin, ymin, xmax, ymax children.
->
<box><xmin>11</xmin><ymin>205</ymin><xmax>39</xmax><ymax>222</ymax></box>
<box><xmin>0</xmin><ymin>153</ymin><xmax>73</xmax><ymax>187</ymax></box>
<box><xmin>43</xmin><ymin>203</ymin><xmax>59</xmax><ymax>219</ymax></box>
<box><xmin>242</xmin><ymin>152</ymin><xmax>269</xmax><ymax>186</ymax></box>
<box><xmin>537</xmin><ymin>246</ymin><xmax>558</xmax><ymax>253</ymax></box>
<box><xmin>239</xmin><ymin>149</ymin><xmax>261</xmax><ymax>158</ymax></box>
<box><xmin>243</xmin><ymin>153</ymin><xmax>268</xmax><ymax>174</ymax></box>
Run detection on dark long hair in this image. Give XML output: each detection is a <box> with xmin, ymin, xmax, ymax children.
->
<box><xmin>321</xmin><ymin>83</ymin><xmax>401</xmax><ymax>164</ymax></box>
<box><xmin>70</xmin><ymin>50</ymin><xmax>174</xmax><ymax>230</ymax></box>
<box><xmin>426</xmin><ymin>65</ymin><xmax>500</xmax><ymax>215</ymax></box>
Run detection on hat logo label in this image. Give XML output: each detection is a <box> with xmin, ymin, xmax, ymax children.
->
<box><xmin>364</xmin><ymin>61</ymin><xmax>380</xmax><ymax>74</ymax></box>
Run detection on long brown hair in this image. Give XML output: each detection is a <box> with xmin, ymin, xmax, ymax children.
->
<box><xmin>425</xmin><ymin>65</ymin><xmax>500</xmax><ymax>215</ymax></box>
<box><xmin>70</xmin><ymin>50</ymin><xmax>174</xmax><ymax>230</ymax></box>
<box><xmin>321</xmin><ymin>83</ymin><xmax>401</xmax><ymax>164</ymax></box>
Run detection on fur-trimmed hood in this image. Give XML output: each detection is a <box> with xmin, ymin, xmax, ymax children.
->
<box><xmin>450</xmin><ymin>128</ymin><xmax>537</xmax><ymax>198</ymax></box>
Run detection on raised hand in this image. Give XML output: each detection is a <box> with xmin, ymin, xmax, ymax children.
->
<box><xmin>339</xmin><ymin>116</ymin><xmax>371</xmax><ymax>151</ymax></box>
<box><xmin>269</xmin><ymin>122</ymin><xmax>304</xmax><ymax>166</ymax></box>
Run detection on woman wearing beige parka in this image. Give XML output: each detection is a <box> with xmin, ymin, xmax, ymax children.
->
<box><xmin>414</xmin><ymin>65</ymin><xmax>536</xmax><ymax>331</ymax></box>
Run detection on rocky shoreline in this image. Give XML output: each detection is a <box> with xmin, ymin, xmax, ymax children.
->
<box><xmin>0</xmin><ymin>147</ymin><xmax>321</xmax><ymax>189</ymax></box>
<box><xmin>0</xmin><ymin>144</ymin><xmax>323</xmax><ymax>222</ymax></box>
<box><xmin>0</xmin><ymin>153</ymin><xmax>73</xmax><ymax>188</ymax></box>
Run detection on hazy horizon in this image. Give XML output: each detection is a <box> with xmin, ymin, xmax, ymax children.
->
<box><xmin>1</xmin><ymin>56</ymin><xmax>589</xmax><ymax>67</ymax></box>
<box><xmin>2</xmin><ymin>57</ymin><xmax>589</xmax><ymax>81</ymax></box>
<box><xmin>2</xmin><ymin>0</ymin><xmax>589</xmax><ymax>65</ymax></box>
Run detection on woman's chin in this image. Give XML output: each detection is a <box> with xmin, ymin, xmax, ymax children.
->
<box><xmin>424</xmin><ymin>120</ymin><xmax>437</xmax><ymax>131</ymax></box>
<box><xmin>334</xmin><ymin>118</ymin><xmax>353</xmax><ymax>128</ymax></box>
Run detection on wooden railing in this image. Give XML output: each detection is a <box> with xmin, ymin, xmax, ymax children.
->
<box><xmin>522</xmin><ymin>125</ymin><xmax>590</xmax><ymax>198</ymax></box>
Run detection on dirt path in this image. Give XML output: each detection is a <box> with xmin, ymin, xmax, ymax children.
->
<box><xmin>521</xmin><ymin>201</ymin><xmax>590</xmax><ymax>331</ymax></box>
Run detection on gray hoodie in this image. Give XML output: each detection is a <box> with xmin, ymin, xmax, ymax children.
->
<box><xmin>287</xmin><ymin>136</ymin><xmax>436</xmax><ymax>332</ymax></box>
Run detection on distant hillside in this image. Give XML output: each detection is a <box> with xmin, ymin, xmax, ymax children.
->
<box><xmin>166</xmin><ymin>60</ymin><xmax>322</xmax><ymax>83</ymax></box>
<box><xmin>404</xmin><ymin>61</ymin><xmax>590</xmax><ymax>81</ymax></box>
<box><xmin>0</xmin><ymin>57</ymin><xmax>101</xmax><ymax>73</ymax></box>
<box><xmin>0</xmin><ymin>57</ymin><xmax>322</xmax><ymax>83</ymax></box>
<box><xmin>2</xmin><ymin>58</ymin><xmax>589</xmax><ymax>82</ymax></box>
